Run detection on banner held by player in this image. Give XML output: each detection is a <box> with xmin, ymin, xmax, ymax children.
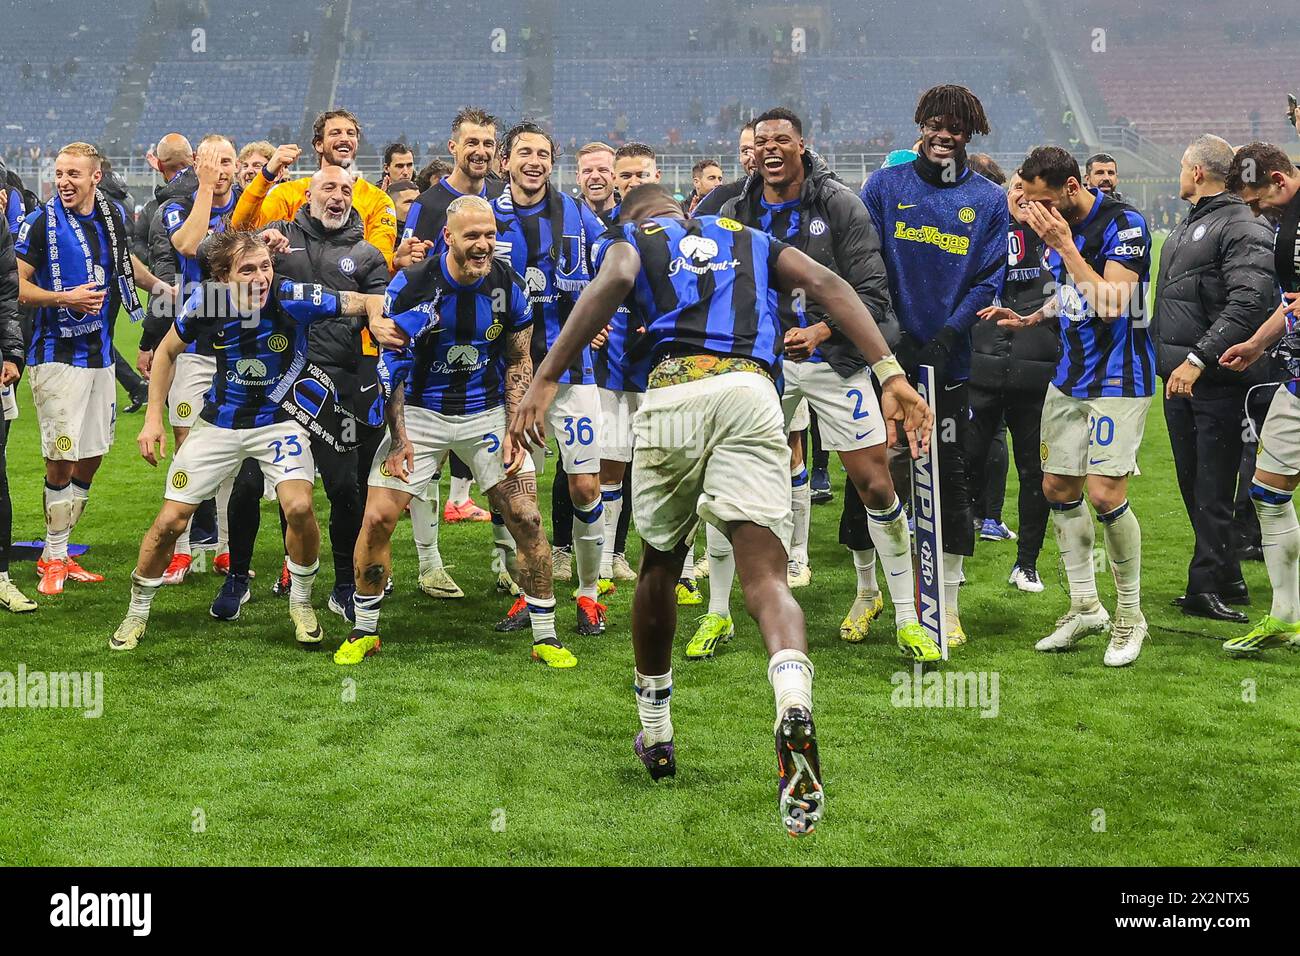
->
<box><xmin>911</xmin><ymin>364</ymin><xmax>947</xmax><ymax>660</ymax></box>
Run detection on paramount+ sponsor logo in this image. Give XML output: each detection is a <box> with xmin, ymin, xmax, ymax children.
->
<box><xmin>893</xmin><ymin>221</ymin><xmax>970</xmax><ymax>256</ymax></box>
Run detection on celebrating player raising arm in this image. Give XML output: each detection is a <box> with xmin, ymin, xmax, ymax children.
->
<box><xmin>510</xmin><ymin>184</ymin><xmax>929</xmax><ymax>837</ymax></box>
<box><xmin>110</xmin><ymin>231</ymin><xmax>389</xmax><ymax>652</ymax></box>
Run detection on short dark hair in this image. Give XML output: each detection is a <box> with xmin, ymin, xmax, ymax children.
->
<box><xmin>741</xmin><ymin>120</ymin><xmax>756</xmax><ymax>135</ymax></box>
<box><xmin>614</xmin><ymin>142</ymin><xmax>656</xmax><ymax>162</ymax></box>
<box><xmin>754</xmin><ymin>107</ymin><xmax>803</xmax><ymax>136</ymax></box>
<box><xmin>386</xmin><ymin>179</ymin><xmax>417</xmax><ymax>200</ymax></box>
<box><xmin>619</xmin><ymin>183</ymin><xmax>679</xmax><ymax>221</ymax></box>
<box><xmin>692</xmin><ymin>158</ymin><xmax>721</xmax><ymax>178</ymax></box>
<box><xmin>1085</xmin><ymin>152</ymin><xmax>1117</xmax><ymax>173</ymax></box>
<box><xmin>503</xmin><ymin>121</ymin><xmax>556</xmax><ymax>159</ymax></box>
<box><xmin>313</xmin><ymin>108</ymin><xmax>361</xmax><ymax>145</ymax></box>
<box><xmin>415</xmin><ymin>158</ymin><xmax>453</xmax><ymax>193</ymax></box>
<box><xmin>1226</xmin><ymin>142</ymin><xmax>1298</xmax><ymax>192</ymax></box>
<box><xmin>451</xmin><ymin>107</ymin><xmax>499</xmax><ymax>138</ymax></box>
<box><xmin>383</xmin><ymin>142</ymin><xmax>413</xmax><ymax>166</ymax></box>
<box><xmin>967</xmin><ymin>152</ymin><xmax>1006</xmax><ymax>185</ymax></box>
<box><xmin>914</xmin><ymin>84</ymin><xmax>990</xmax><ymax>137</ymax></box>
<box><xmin>1018</xmin><ymin>145</ymin><xmax>1081</xmax><ymax>189</ymax></box>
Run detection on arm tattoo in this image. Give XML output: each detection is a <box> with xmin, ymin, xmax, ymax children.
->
<box><xmin>503</xmin><ymin>326</ymin><xmax>534</xmax><ymax>422</ymax></box>
<box><xmin>337</xmin><ymin>290</ymin><xmax>373</xmax><ymax>318</ymax></box>
<box><xmin>385</xmin><ymin>380</ymin><xmax>409</xmax><ymax>451</ymax></box>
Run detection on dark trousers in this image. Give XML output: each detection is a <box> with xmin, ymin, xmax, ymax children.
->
<box><xmin>225</xmin><ymin>427</ymin><xmax>383</xmax><ymax>587</ymax></box>
<box><xmin>809</xmin><ymin>407</ymin><xmax>829</xmax><ymax>472</ymax></box>
<box><xmin>966</xmin><ymin>382</ymin><xmax>1050</xmax><ymax>569</ymax></box>
<box><xmin>112</xmin><ymin>346</ymin><xmax>146</xmax><ymax>399</ymax></box>
<box><xmin>1165</xmin><ymin>389</ymin><xmax>1246</xmax><ymax>593</ymax></box>
<box><xmin>840</xmin><ymin>378</ymin><xmax>975</xmax><ymax>557</ymax></box>
<box><xmin>976</xmin><ymin>422</ymin><xmax>1008</xmax><ymax>521</ymax></box>
<box><xmin>0</xmin><ymin>415</ymin><xmax>11</xmax><ymax>573</ymax></box>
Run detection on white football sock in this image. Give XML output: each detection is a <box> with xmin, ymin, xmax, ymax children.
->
<box><xmin>286</xmin><ymin>558</ymin><xmax>318</xmax><ymax>607</ymax></box>
<box><xmin>449</xmin><ymin>475</ymin><xmax>472</xmax><ymax>506</ymax></box>
<box><xmin>128</xmin><ymin>570</ymin><xmax>165</xmax><ymax>619</ymax></box>
<box><xmin>851</xmin><ymin>548</ymin><xmax>878</xmax><ymax>597</ymax></box>
<box><xmin>69</xmin><ymin>479</ymin><xmax>90</xmax><ymax>528</ymax></box>
<box><xmin>42</xmin><ymin>481</ymin><xmax>74</xmax><ymax>562</ymax></box>
<box><xmin>706</xmin><ymin>522</ymin><xmax>734</xmax><ymax>618</ymax></box>
<box><xmin>1099</xmin><ymin>501</ymin><xmax>1142</xmax><ymax>620</ymax></box>
<box><xmin>1252</xmin><ymin>482</ymin><xmax>1300</xmax><ymax>622</ymax></box>
<box><xmin>527</xmin><ymin>594</ymin><xmax>558</xmax><ymax>645</ymax></box>
<box><xmin>634</xmin><ymin>669</ymin><xmax>673</xmax><ymax>745</ymax></box>
<box><xmin>410</xmin><ymin>492</ymin><xmax>443</xmax><ymax>573</ymax></box>
<box><xmin>354</xmin><ymin>592</ymin><xmax>383</xmax><ymax>634</ymax></box>
<box><xmin>600</xmin><ymin>482</ymin><xmax>622</xmax><ymax>579</ymax></box>
<box><xmin>681</xmin><ymin>540</ymin><xmax>696</xmax><ymax>582</ymax></box>
<box><xmin>790</xmin><ymin>464</ymin><xmax>811</xmax><ymax>565</ymax></box>
<box><xmin>1051</xmin><ymin>499</ymin><xmax>1100</xmax><ymax>612</ymax></box>
<box><xmin>572</xmin><ymin>495</ymin><xmax>604</xmax><ymax>600</ymax></box>
<box><xmin>491</xmin><ymin>509</ymin><xmax>517</xmax><ymax>577</ymax></box>
<box><xmin>174</xmin><ymin>518</ymin><xmax>192</xmax><ymax>559</ymax></box>
<box><xmin>866</xmin><ymin>496</ymin><xmax>916</xmax><ymax>625</ymax></box>
<box><xmin>216</xmin><ymin>474</ymin><xmax>234</xmax><ymax>554</ymax></box>
<box><xmin>943</xmin><ymin>552</ymin><xmax>963</xmax><ymax>627</ymax></box>
<box><xmin>768</xmin><ymin>647</ymin><xmax>814</xmax><ymax>726</ymax></box>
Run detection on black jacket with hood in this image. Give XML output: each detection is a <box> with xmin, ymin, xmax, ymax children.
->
<box><xmin>718</xmin><ymin>149</ymin><xmax>898</xmax><ymax>375</ymax></box>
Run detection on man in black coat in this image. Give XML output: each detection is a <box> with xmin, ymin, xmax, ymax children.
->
<box><xmin>1153</xmin><ymin>135</ymin><xmax>1279</xmax><ymax>621</ymax></box>
<box><xmin>218</xmin><ymin>166</ymin><xmax>390</xmax><ymax>621</ymax></box>
<box><xmin>969</xmin><ymin>172</ymin><xmax>1060</xmax><ymax>593</ymax></box>
<box><xmin>710</xmin><ymin>108</ymin><xmax>917</xmax><ymax>654</ymax></box>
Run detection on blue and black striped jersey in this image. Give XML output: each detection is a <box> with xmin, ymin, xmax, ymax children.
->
<box><xmin>1045</xmin><ymin>189</ymin><xmax>1155</xmax><ymax>398</ymax></box>
<box><xmin>162</xmin><ymin>189</ymin><xmax>238</xmax><ymax>288</ymax></box>
<box><xmin>592</xmin><ymin>215</ymin><xmax>789</xmax><ymax>373</ymax></box>
<box><xmin>492</xmin><ymin>187</ymin><xmax>605</xmax><ymax>385</ymax></box>
<box><xmin>402</xmin><ymin>176</ymin><xmax>506</xmax><ymax>258</ymax></box>
<box><xmin>175</xmin><ymin>279</ymin><xmax>339</xmax><ymax>428</ymax></box>
<box><xmin>15</xmin><ymin>204</ymin><xmax>119</xmax><ymax>369</ymax></box>
<box><xmin>381</xmin><ymin>255</ymin><xmax>533</xmax><ymax>415</ymax></box>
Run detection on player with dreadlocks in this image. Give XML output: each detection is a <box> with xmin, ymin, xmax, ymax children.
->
<box><xmin>855</xmin><ymin>84</ymin><xmax>1008</xmax><ymax>659</ymax></box>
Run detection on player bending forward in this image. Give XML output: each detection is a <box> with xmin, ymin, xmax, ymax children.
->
<box><xmin>111</xmin><ymin>231</ymin><xmax>391</xmax><ymax>650</ymax></box>
<box><xmin>337</xmin><ymin>195</ymin><xmax>576</xmax><ymax>668</ymax></box>
<box><xmin>509</xmin><ymin>185</ymin><xmax>932</xmax><ymax>836</ymax></box>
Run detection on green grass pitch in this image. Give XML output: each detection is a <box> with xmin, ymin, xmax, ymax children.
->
<box><xmin>3</xmin><ymin>234</ymin><xmax>1299</xmax><ymax>865</ymax></box>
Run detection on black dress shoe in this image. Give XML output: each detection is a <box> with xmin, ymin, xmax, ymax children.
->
<box><xmin>1237</xmin><ymin>544</ymin><xmax>1265</xmax><ymax>563</ymax></box>
<box><xmin>1181</xmin><ymin>592</ymin><xmax>1248</xmax><ymax>623</ymax></box>
<box><xmin>1219</xmin><ymin>579</ymin><xmax>1250</xmax><ymax>606</ymax></box>
<box><xmin>123</xmin><ymin>391</ymin><xmax>147</xmax><ymax>414</ymax></box>
<box><xmin>1172</xmin><ymin>593</ymin><xmax>1187</xmax><ymax>608</ymax></box>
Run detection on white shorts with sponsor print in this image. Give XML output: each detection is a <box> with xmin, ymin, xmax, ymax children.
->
<box><xmin>168</xmin><ymin>352</ymin><xmax>217</xmax><ymax>427</ymax></box>
<box><xmin>545</xmin><ymin>382</ymin><xmax>602</xmax><ymax>474</ymax></box>
<box><xmin>1039</xmin><ymin>383</ymin><xmax>1152</xmax><ymax>478</ymax></box>
<box><xmin>1256</xmin><ymin>384</ymin><xmax>1300</xmax><ymax>477</ymax></box>
<box><xmin>632</xmin><ymin>371</ymin><xmax>792</xmax><ymax>554</ymax></box>
<box><xmin>597</xmin><ymin>386</ymin><xmax>644</xmax><ymax>463</ymax></box>
<box><xmin>28</xmin><ymin>363</ymin><xmax>116</xmax><ymax>460</ymax></box>
<box><xmin>781</xmin><ymin>360</ymin><xmax>885</xmax><ymax>450</ymax></box>
<box><xmin>165</xmin><ymin>418</ymin><xmax>316</xmax><ymax>505</ymax></box>
<box><xmin>368</xmin><ymin>404</ymin><xmax>533</xmax><ymax>499</ymax></box>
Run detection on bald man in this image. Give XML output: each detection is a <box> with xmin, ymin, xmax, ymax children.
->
<box><xmin>133</xmin><ymin>133</ymin><xmax>194</xmax><ymax>266</ymax></box>
<box><xmin>215</xmin><ymin>163</ymin><xmax>392</xmax><ymax>622</ymax></box>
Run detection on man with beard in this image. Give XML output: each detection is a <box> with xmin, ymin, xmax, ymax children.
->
<box><xmin>213</xmin><ymin>165</ymin><xmax>391</xmax><ymax>622</ymax></box>
<box><xmin>336</xmin><ymin>196</ymin><xmax>574</xmax><ymax>668</ymax></box>
<box><xmin>491</xmin><ymin>122</ymin><xmax>609</xmax><ymax>637</ymax></box>
<box><xmin>576</xmin><ymin>142</ymin><xmax>617</xmax><ymax>223</ymax></box>
<box><xmin>683</xmin><ymin>159</ymin><xmax>724</xmax><ymax>215</ymax></box>
<box><xmin>233</xmin><ymin>109</ymin><xmax>398</xmax><ymax>270</ymax></box>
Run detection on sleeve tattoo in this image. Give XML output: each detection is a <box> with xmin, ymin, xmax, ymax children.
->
<box><xmin>503</xmin><ymin>326</ymin><xmax>534</xmax><ymax>422</ymax></box>
<box><xmin>384</xmin><ymin>378</ymin><xmax>409</xmax><ymax>452</ymax></box>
